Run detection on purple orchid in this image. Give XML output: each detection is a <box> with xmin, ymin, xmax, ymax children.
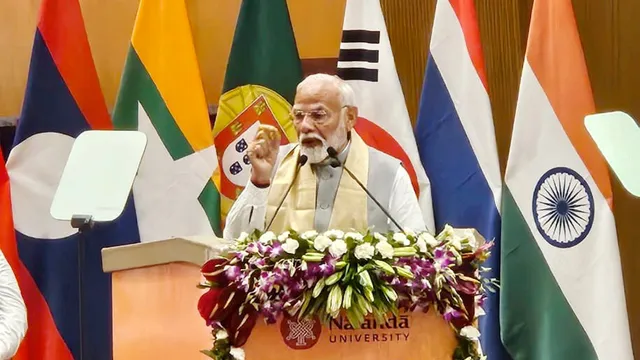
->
<box><xmin>234</xmin><ymin>251</ymin><xmax>248</xmax><ymax>262</ymax></box>
<box><xmin>258</xmin><ymin>272</ymin><xmax>275</xmax><ymax>293</ymax></box>
<box><xmin>318</xmin><ymin>262</ymin><xmax>336</xmax><ymax>277</ymax></box>
<box><xmin>443</xmin><ymin>306</ymin><xmax>464</xmax><ymax>323</ymax></box>
<box><xmin>433</xmin><ymin>247</ymin><xmax>455</xmax><ymax>269</ymax></box>
<box><xmin>225</xmin><ymin>265</ymin><xmax>242</xmax><ymax>282</ymax></box>
<box><xmin>266</xmin><ymin>242</ymin><xmax>284</xmax><ymax>259</ymax></box>
<box><xmin>249</xmin><ymin>257</ymin><xmax>267</xmax><ymax>269</ymax></box>
<box><xmin>245</xmin><ymin>242</ymin><xmax>259</xmax><ymax>255</ymax></box>
<box><xmin>261</xmin><ymin>301</ymin><xmax>281</xmax><ymax>324</ymax></box>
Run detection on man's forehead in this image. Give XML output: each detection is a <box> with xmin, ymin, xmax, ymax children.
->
<box><xmin>295</xmin><ymin>85</ymin><xmax>341</xmax><ymax>109</ymax></box>
<box><xmin>292</xmin><ymin>103</ymin><xmax>329</xmax><ymax>111</ymax></box>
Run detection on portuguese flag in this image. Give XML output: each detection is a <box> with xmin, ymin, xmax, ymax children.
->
<box><xmin>500</xmin><ymin>0</ymin><xmax>633</xmax><ymax>359</ymax></box>
<box><xmin>213</xmin><ymin>0</ymin><xmax>303</xmax><ymax>223</ymax></box>
<box><xmin>113</xmin><ymin>0</ymin><xmax>221</xmax><ymax>240</ymax></box>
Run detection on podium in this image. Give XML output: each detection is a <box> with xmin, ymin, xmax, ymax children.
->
<box><xmin>101</xmin><ymin>236</ymin><xmax>232</xmax><ymax>359</ymax></box>
<box><xmin>102</xmin><ymin>236</ymin><xmax>459</xmax><ymax>360</ymax></box>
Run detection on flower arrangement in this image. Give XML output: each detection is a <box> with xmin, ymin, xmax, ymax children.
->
<box><xmin>197</xmin><ymin>225</ymin><xmax>496</xmax><ymax>360</ymax></box>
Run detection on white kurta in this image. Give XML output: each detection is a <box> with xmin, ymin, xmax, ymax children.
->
<box><xmin>223</xmin><ymin>164</ymin><xmax>425</xmax><ymax>240</ymax></box>
<box><xmin>0</xmin><ymin>250</ymin><xmax>27</xmax><ymax>360</ymax></box>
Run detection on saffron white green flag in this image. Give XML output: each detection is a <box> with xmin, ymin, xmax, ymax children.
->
<box><xmin>500</xmin><ymin>0</ymin><xmax>633</xmax><ymax>359</ymax></box>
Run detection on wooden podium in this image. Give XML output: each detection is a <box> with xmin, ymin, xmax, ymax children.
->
<box><xmin>102</xmin><ymin>237</ymin><xmax>458</xmax><ymax>360</ymax></box>
<box><xmin>101</xmin><ymin>236</ymin><xmax>231</xmax><ymax>359</ymax></box>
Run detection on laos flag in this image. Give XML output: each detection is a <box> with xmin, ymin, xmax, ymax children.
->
<box><xmin>5</xmin><ymin>0</ymin><xmax>140</xmax><ymax>359</ymax></box>
<box><xmin>415</xmin><ymin>0</ymin><xmax>507</xmax><ymax>358</ymax></box>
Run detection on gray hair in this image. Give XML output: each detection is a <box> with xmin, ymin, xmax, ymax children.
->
<box><xmin>297</xmin><ymin>73</ymin><xmax>357</xmax><ymax>107</ymax></box>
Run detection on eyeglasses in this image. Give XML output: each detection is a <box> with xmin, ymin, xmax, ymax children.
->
<box><xmin>290</xmin><ymin>106</ymin><xmax>350</xmax><ymax>125</ymax></box>
<box><xmin>290</xmin><ymin>109</ymin><xmax>330</xmax><ymax>124</ymax></box>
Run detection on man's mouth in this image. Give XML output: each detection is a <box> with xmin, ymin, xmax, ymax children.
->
<box><xmin>301</xmin><ymin>138</ymin><xmax>322</xmax><ymax>147</ymax></box>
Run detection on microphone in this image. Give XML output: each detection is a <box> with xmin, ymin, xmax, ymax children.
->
<box><xmin>265</xmin><ymin>154</ymin><xmax>308</xmax><ymax>231</ymax></box>
<box><xmin>326</xmin><ymin>147</ymin><xmax>405</xmax><ymax>232</ymax></box>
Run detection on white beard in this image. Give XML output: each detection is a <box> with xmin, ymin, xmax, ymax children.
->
<box><xmin>299</xmin><ymin>140</ymin><xmax>329</xmax><ymax>164</ymax></box>
<box><xmin>299</xmin><ymin>119</ymin><xmax>348</xmax><ymax>164</ymax></box>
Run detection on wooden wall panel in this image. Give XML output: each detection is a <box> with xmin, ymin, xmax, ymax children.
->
<box><xmin>380</xmin><ymin>0</ymin><xmax>434</xmax><ymax>124</ymax></box>
<box><xmin>0</xmin><ymin>0</ymin><xmax>40</xmax><ymax>117</ymax></box>
<box><xmin>476</xmin><ymin>0</ymin><xmax>526</xmax><ymax>174</ymax></box>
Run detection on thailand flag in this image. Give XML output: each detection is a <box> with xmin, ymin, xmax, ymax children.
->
<box><xmin>414</xmin><ymin>0</ymin><xmax>507</xmax><ymax>358</ymax></box>
<box><xmin>5</xmin><ymin>0</ymin><xmax>140</xmax><ymax>358</ymax></box>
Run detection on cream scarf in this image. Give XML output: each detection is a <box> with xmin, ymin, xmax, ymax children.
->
<box><xmin>265</xmin><ymin>131</ymin><xmax>370</xmax><ymax>233</ymax></box>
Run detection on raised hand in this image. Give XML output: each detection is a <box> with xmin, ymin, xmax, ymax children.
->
<box><xmin>247</xmin><ymin>124</ymin><xmax>281</xmax><ymax>185</ymax></box>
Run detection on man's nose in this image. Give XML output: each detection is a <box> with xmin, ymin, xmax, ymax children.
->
<box><xmin>298</xmin><ymin>116</ymin><xmax>316</xmax><ymax>133</ymax></box>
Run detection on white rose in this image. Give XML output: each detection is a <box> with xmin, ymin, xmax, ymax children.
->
<box><xmin>282</xmin><ymin>238</ymin><xmax>300</xmax><ymax>254</ymax></box>
<box><xmin>404</xmin><ymin>228</ymin><xmax>416</xmax><ymax>237</ymax></box>
<box><xmin>313</xmin><ymin>235</ymin><xmax>333</xmax><ymax>252</ymax></box>
<box><xmin>237</xmin><ymin>232</ymin><xmax>249</xmax><ymax>242</ymax></box>
<box><xmin>345</xmin><ymin>232</ymin><xmax>364</xmax><ymax>242</ymax></box>
<box><xmin>419</xmin><ymin>232</ymin><xmax>438</xmax><ymax>247</ymax></box>
<box><xmin>415</xmin><ymin>238</ymin><xmax>427</xmax><ymax>253</ymax></box>
<box><xmin>460</xmin><ymin>326</ymin><xmax>480</xmax><ymax>341</ymax></box>
<box><xmin>216</xmin><ymin>329</ymin><xmax>229</xmax><ymax>340</ymax></box>
<box><xmin>324</xmin><ymin>229</ymin><xmax>345</xmax><ymax>239</ymax></box>
<box><xmin>375</xmin><ymin>241</ymin><xmax>394</xmax><ymax>259</ymax></box>
<box><xmin>354</xmin><ymin>243</ymin><xmax>375</xmax><ymax>260</ymax></box>
<box><xmin>259</xmin><ymin>231</ymin><xmax>276</xmax><ymax>244</ymax></box>
<box><xmin>392</xmin><ymin>232</ymin><xmax>410</xmax><ymax>246</ymax></box>
<box><xmin>328</xmin><ymin>239</ymin><xmax>348</xmax><ymax>258</ymax></box>
<box><xmin>229</xmin><ymin>347</ymin><xmax>245</xmax><ymax>360</ymax></box>
<box><xmin>301</xmin><ymin>230</ymin><xmax>318</xmax><ymax>240</ymax></box>
<box><xmin>442</xmin><ymin>224</ymin><xmax>455</xmax><ymax>236</ymax></box>
<box><xmin>373</xmin><ymin>232</ymin><xmax>388</xmax><ymax>242</ymax></box>
<box><xmin>277</xmin><ymin>231</ymin><xmax>291</xmax><ymax>242</ymax></box>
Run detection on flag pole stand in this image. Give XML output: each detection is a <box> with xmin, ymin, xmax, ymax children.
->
<box><xmin>71</xmin><ymin>214</ymin><xmax>95</xmax><ymax>360</ymax></box>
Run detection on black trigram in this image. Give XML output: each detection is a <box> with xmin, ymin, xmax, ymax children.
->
<box><xmin>337</xmin><ymin>30</ymin><xmax>380</xmax><ymax>82</ymax></box>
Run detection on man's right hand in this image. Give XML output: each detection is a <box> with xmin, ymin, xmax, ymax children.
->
<box><xmin>247</xmin><ymin>124</ymin><xmax>280</xmax><ymax>186</ymax></box>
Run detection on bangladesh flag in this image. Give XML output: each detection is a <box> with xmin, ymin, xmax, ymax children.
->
<box><xmin>500</xmin><ymin>0</ymin><xmax>633</xmax><ymax>359</ymax></box>
<box><xmin>113</xmin><ymin>0</ymin><xmax>221</xmax><ymax>241</ymax></box>
<box><xmin>213</xmin><ymin>0</ymin><xmax>303</xmax><ymax>225</ymax></box>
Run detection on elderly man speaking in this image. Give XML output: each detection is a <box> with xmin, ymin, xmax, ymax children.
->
<box><xmin>223</xmin><ymin>74</ymin><xmax>425</xmax><ymax>239</ymax></box>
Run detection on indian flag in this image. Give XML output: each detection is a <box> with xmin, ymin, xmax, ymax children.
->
<box><xmin>112</xmin><ymin>0</ymin><xmax>221</xmax><ymax>241</ymax></box>
<box><xmin>500</xmin><ymin>0</ymin><xmax>633</xmax><ymax>359</ymax></box>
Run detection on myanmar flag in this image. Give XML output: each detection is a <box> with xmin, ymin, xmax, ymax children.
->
<box><xmin>113</xmin><ymin>0</ymin><xmax>221</xmax><ymax>241</ymax></box>
<box><xmin>500</xmin><ymin>0</ymin><xmax>633</xmax><ymax>359</ymax></box>
<box><xmin>213</xmin><ymin>0</ymin><xmax>303</xmax><ymax>225</ymax></box>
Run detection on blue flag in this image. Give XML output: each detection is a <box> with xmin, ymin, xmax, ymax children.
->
<box><xmin>415</xmin><ymin>0</ymin><xmax>508</xmax><ymax>358</ymax></box>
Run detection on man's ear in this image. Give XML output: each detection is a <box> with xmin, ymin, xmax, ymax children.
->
<box><xmin>345</xmin><ymin>106</ymin><xmax>358</xmax><ymax>130</ymax></box>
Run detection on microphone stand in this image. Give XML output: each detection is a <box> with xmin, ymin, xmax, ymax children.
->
<box><xmin>265</xmin><ymin>154</ymin><xmax>308</xmax><ymax>231</ymax></box>
<box><xmin>327</xmin><ymin>147</ymin><xmax>405</xmax><ymax>233</ymax></box>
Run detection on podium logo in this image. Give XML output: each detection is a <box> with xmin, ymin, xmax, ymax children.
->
<box><xmin>280</xmin><ymin>316</ymin><xmax>322</xmax><ymax>350</ymax></box>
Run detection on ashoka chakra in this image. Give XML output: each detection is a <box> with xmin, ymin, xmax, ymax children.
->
<box><xmin>532</xmin><ymin>167</ymin><xmax>595</xmax><ymax>248</ymax></box>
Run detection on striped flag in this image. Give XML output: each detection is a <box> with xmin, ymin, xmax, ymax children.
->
<box><xmin>113</xmin><ymin>0</ymin><xmax>221</xmax><ymax>241</ymax></box>
<box><xmin>337</xmin><ymin>0</ymin><xmax>435</xmax><ymax>233</ymax></box>
<box><xmin>5</xmin><ymin>0</ymin><xmax>140</xmax><ymax>358</ymax></box>
<box><xmin>415</xmin><ymin>0</ymin><xmax>505</xmax><ymax>357</ymax></box>
<box><xmin>500</xmin><ymin>0</ymin><xmax>633</xmax><ymax>358</ymax></box>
